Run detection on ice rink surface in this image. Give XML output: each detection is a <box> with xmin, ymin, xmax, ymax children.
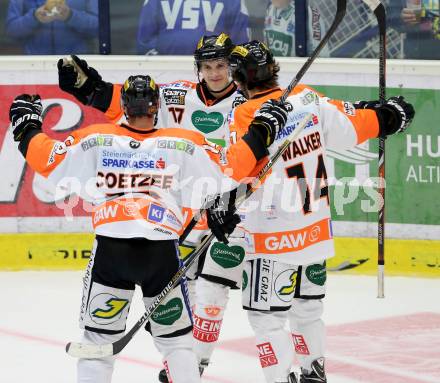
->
<box><xmin>1</xmin><ymin>271</ymin><xmax>439</xmax><ymax>383</ymax></box>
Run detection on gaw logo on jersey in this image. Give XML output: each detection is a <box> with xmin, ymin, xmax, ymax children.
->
<box><xmin>89</xmin><ymin>294</ymin><xmax>129</xmax><ymax>325</ymax></box>
<box><xmin>191</xmin><ymin>111</ymin><xmax>224</xmax><ymax>134</ymax></box>
<box><xmin>275</xmin><ymin>269</ymin><xmax>297</xmax><ymax>302</ymax></box>
<box><xmin>210</xmin><ymin>242</ymin><xmax>245</xmax><ymax>269</ymax></box>
<box><xmin>305</xmin><ymin>263</ymin><xmax>326</xmax><ymax>286</ymax></box>
<box><xmin>151</xmin><ymin>298</ymin><xmax>183</xmax><ymax>325</ymax></box>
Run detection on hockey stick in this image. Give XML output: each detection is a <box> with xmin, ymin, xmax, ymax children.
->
<box><xmin>66</xmin><ymin>0</ymin><xmax>348</xmax><ymax>358</ymax></box>
<box><xmin>66</xmin><ymin>112</ymin><xmax>313</xmax><ymax>359</ymax></box>
<box><xmin>361</xmin><ymin>0</ymin><xmax>386</xmax><ymax>298</ymax></box>
<box><xmin>280</xmin><ymin>0</ymin><xmax>346</xmax><ymax>103</ymax></box>
<box><xmin>179</xmin><ymin>0</ymin><xmax>347</xmax><ymax>241</ymax></box>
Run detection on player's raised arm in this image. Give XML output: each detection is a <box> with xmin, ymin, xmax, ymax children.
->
<box><xmin>57</xmin><ymin>55</ymin><xmax>120</xmax><ymax>120</ymax></box>
<box><xmin>10</xmin><ymin>93</ymin><xmax>102</xmax><ymax>183</ymax></box>
<box><xmin>319</xmin><ymin>96</ymin><xmax>415</xmax><ymax>151</ymax></box>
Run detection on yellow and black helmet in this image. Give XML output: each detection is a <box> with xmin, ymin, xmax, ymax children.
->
<box><xmin>229</xmin><ymin>41</ymin><xmax>275</xmax><ymax>89</ymax></box>
<box><xmin>194</xmin><ymin>32</ymin><xmax>234</xmax><ymax>69</ymax></box>
<box><xmin>120</xmin><ymin>75</ymin><xmax>159</xmax><ymax>118</ymax></box>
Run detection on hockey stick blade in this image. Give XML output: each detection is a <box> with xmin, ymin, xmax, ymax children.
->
<box><xmin>66</xmin><ymin>112</ymin><xmax>313</xmax><ymax>359</ymax></box>
<box><xmin>280</xmin><ymin>0</ymin><xmax>346</xmax><ymax>103</ymax></box>
<box><xmin>66</xmin><ymin>342</ymin><xmax>113</xmax><ymax>359</ymax></box>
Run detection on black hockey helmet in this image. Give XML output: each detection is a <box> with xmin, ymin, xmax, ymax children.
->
<box><xmin>194</xmin><ymin>32</ymin><xmax>234</xmax><ymax>70</ymax></box>
<box><xmin>229</xmin><ymin>41</ymin><xmax>275</xmax><ymax>89</ymax></box>
<box><xmin>120</xmin><ymin>75</ymin><xmax>159</xmax><ymax>118</ymax></box>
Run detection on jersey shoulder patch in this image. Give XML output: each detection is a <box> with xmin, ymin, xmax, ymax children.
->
<box><xmin>293</xmin><ymin>83</ymin><xmax>323</xmax><ymax>97</ymax></box>
<box><xmin>231</xmin><ymin>92</ymin><xmax>247</xmax><ymax>108</ymax></box>
<box><xmin>160</xmin><ymin>80</ymin><xmax>196</xmax><ymax>90</ymax></box>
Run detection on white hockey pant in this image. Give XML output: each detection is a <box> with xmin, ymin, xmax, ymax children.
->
<box><xmin>155</xmin><ymin>332</ymin><xmax>201</xmax><ymax>383</ymax></box>
<box><xmin>192</xmin><ymin>277</ymin><xmax>230</xmax><ymax>365</ymax></box>
<box><xmin>77</xmin><ymin>330</ymin><xmax>118</xmax><ymax>383</ymax></box>
<box><xmin>288</xmin><ymin>299</ymin><xmax>325</xmax><ymax>373</ymax></box>
<box><xmin>247</xmin><ymin>310</ymin><xmax>294</xmax><ymax>383</ymax></box>
<box><xmin>77</xmin><ymin>330</ymin><xmax>200</xmax><ymax>383</ymax></box>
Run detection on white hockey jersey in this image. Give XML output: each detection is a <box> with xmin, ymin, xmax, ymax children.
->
<box><xmin>104</xmin><ymin>80</ymin><xmax>246</xmax><ymax>240</ymax></box>
<box><xmin>106</xmin><ymin>80</ymin><xmax>246</xmax><ymax>147</ymax></box>
<box><xmin>22</xmin><ymin>124</ymin><xmax>259</xmax><ymax>241</ymax></box>
<box><xmin>229</xmin><ymin>85</ymin><xmax>380</xmax><ymax>265</ymax></box>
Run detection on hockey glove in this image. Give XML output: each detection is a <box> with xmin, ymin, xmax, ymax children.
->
<box><xmin>57</xmin><ymin>55</ymin><xmax>112</xmax><ymax>111</ymax></box>
<box><xmin>355</xmin><ymin>97</ymin><xmax>415</xmax><ymax>136</ymax></box>
<box><xmin>206</xmin><ymin>190</ymin><xmax>241</xmax><ymax>244</ymax></box>
<box><xmin>9</xmin><ymin>94</ymin><xmax>43</xmax><ymax>142</ymax></box>
<box><xmin>242</xmin><ymin>99</ymin><xmax>291</xmax><ymax>160</ymax></box>
<box><xmin>353</xmin><ymin>100</ymin><xmax>380</xmax><ymax>109</ymax></box>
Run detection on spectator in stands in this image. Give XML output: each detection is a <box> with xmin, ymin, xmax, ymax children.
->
<box><xmin>244</xmin><ymin>0</ymin><xmax>267</xmax><ymax>40</ymax></box>
<box><xmin>264</xmin><ymin>0</ymin><xmax>329</xmax><ymax>57</ymax></box>
<box><xmin>388</xmin><ymin>0</ymin><xmax>440</xmax><ymax>59</ymax></box>
<box><xmin>136</xmin><ymin>0</ymin><xmax>249</xmax><ymax>55</ymax></box>
<box><xmin>6</xmin><ymin>0</ymin><xmax>98</xmax><ymax>55</ymax></box>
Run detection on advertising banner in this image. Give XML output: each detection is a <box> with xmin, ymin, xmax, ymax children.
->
<box><xmin>0</xmin><ymin>58</ymin><xmax>438</xmax><ymax>274</ymax></box>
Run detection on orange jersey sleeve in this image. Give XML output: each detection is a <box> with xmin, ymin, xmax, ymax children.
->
<box><xmin>25</xmin><ymin>123</ymin><xmax>119</xmax><ymax>178</ymax></box>
<box><xmin>325</xmin><ymin>100</ymin><xmax>379</xmax><ymax>145</ymax></box>
<box><xmin>104</xmin><ymin>84</ymin><xmax>124</xmax><ymax>123</ymax></box>
<box><xmin>229</xmin><ymin>85</ymin><xmax>315</xmax><ymax>143</ymax></box>
<box><xmin>152</xmin><ymin>128</ymin><xmax>258</xmax><ymax>182</ymax></box>
<box><xmin>228</xmin><ymin>85</ymin><xmax>317</xmax><ymax>180</ymax></box>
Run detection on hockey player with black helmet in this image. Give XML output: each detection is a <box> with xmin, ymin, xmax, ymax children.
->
<box><xmin>224</xmin><ymin>41</ymin><xmax>415</xmax><ymax>383</ymax></box>
<box><xmin>10</xmin><ymin>73</ymin><xmax>285</xmax><ymax>383</ymax></box>
<box><xmin>57</xmin><ymin>32</ymin><xmax>246</xmax><ymax>147</ymax></box>
<box><xmin>56</xmin><ymin>33</ymin><xmax>249</xmax><ymax>382</ymax></box>
<box><xmin>193</xmin><ymin>33</ymin><xmax>236</xmax><ymax>100</ymax></box>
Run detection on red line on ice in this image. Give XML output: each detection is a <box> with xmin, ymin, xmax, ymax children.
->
<box><xmin>218</xmin><ymin>312</ymin><xmax>440</xmax><ymax>383</ymax></box>
<box><xmin>0</xmin><ymin>328</ymin><xmax>235</xmax><ymax>383</ymax></box>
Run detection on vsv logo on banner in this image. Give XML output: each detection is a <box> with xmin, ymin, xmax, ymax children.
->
<box><xmin>0</xmin><ymin>85</ymin><xmax>108</xmax><ymax>218</ymax></box>
<box><xmin>161</xmin><ymin>0</ymin><xmax>224</xmax><ymax>31</ymax></box>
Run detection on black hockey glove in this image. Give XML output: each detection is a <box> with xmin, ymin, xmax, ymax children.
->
<box><xmin>9</xmin><ymin>94</ymin><xmax>43</xmax><ymax>142</ymax></box>
<box><xmin>376</xmin><ymin>97</ymin><xmax>415</xmax><ymax>135</ymax></box>
<box><xmin>353</xmin><ymin>100</ymin><xmax>380</xmax><ymax>109</ymax></box>
<box><xmin>206</xmin><ymin>190</ymin><xmax>241</xmax><ymax>244</ymax></box>
<box><xmin>57</xmin><ymin>55</ymin><xmax>113</xmax><ymax>111</ymax></box>
<box><xmin>354</xmin><ymin>96</ymin><xmax>415</xmax><ymax>136</ymax></box>
<box><xmin>243</xmin><ymin>99</ymin><xmax>291</xmax><ymax>160</ymax></box>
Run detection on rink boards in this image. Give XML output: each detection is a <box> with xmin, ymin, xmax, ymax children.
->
<box><xmin>0</xmin><ymin>57</ymin><xmax>438</xmax><ymax>278</ymax></box>
<box><xmin>0</xmin><ymin>233</ymin><xmax>439</xmax><ymax>277</ymax></box>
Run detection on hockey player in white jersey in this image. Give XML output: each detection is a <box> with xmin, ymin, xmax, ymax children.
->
<box><xmin>227</xmin><ymin>41</ymin><xmax>415</xmax><ymax>382</ymax></box>
<box><xmin>57</xmin><ymin>33</ymin><xmax>246</xmax><ymax>236</ymax></box>
<box><xmin>9</xmin><ymin>74</ymin><xmax>287</xmax><ymax>383</ymax></box>
<box><xmin>56</xmin><ymin>33</ymin><xmax>249</xmax><ymax>381</ymax></box>
<box><xmin>58</xmin><ymin>33</ymin><xmax>246</xmax><ymax>148</ymax></box>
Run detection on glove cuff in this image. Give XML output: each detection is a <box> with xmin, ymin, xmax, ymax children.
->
<box><xmin>242</xmin><ymin>125</ymin><xmax>269</xmax><ymax>161</ymax></box>
<box><xmin>18</xmin><ymin>125</ymin><xmax>42</xmax><ymax>157</ymax></box>
<box><xmin>375</xmin><ymin>105</ymin><xmax>399</xmax><ymax>137</ymax></box>
<box><xmin>89</xmin><ymin>82</ymin><xmax>114</xmax><ymax>112</ymax></box>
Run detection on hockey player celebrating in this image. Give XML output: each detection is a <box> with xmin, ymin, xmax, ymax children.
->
<box><xmin>225</xmin><ymin>41</ymin><xmax>415</xmax><ymax>383</ymax></box>
<box><xmin>8</xmin><ymin>74</ymin><xmax>288</xmax><ymax>383</ymax></box>
<box><xmin>57</xmin><ymin>32</ymin><xmax>247</xmax><ymax>276</ymax></box>
<box><xmin>58</xmin><ymin>33</ymin><xmax>246</xmax><ymax>148</ymax></box>
<box><xmin>56</xmin><ymin>33</ymin><xmax>250</xmax><ymax>381</ymax></box>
